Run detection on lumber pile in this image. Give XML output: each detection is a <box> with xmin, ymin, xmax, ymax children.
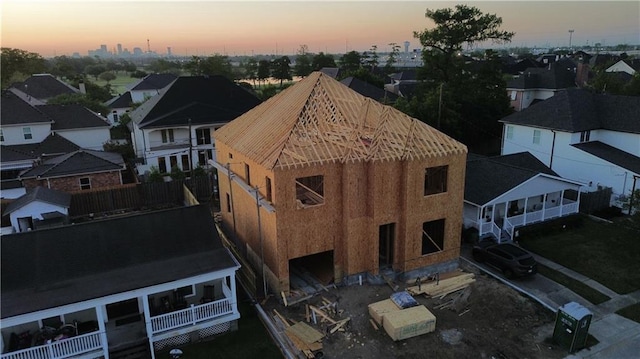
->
<box><xmin>383</xmin><ymin>305</ymin><xmax>436</xmax><ymax>341</ymax></box>
<box><xmin>406</xmin><ymin>272</ymin><xmax>475</xmax><ymax>298</ymax></box>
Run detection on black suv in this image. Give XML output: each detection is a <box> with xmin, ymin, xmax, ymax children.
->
<box><xmin>472</xmin><ymin>242</ymin><xmax>537</xmax><ymax>279</ymax></box>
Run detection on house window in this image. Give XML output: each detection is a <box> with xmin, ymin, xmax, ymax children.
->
<box><xmin>245</xmin><ymin>163</ymin><xmax>251</xmax><ymax>186</ymax></box>
<box><xmin>169</xmin><ymin>155</ymin><xmax>178</xmax><ymax>170</ymax></box>
<box><xmin>265</xmin><ymin>176</ymin><xmax>272</xmax><ymax>202</ymax></box>
<box><xmin>196</xmin><ymin>128</ymin><xmax>211</xmax><ymax>145</ymax></box>
<box><xmin>175</xmin><ymin>285</ymin><xmax>195</xmax><ymax>298</ymax></box>
<box><xmin>421</xmin><ymin>219</ymin><xmax>445</xmax><ymax>255</ymax></box>
<box><xmin>181</xmin><ymin>154</ymin><xmax>190</xmax><ymax>171</ymax></box>
<box><xmin>532</xmin><ymin>129</ymin><xmax>541</xmax><ymax>144</ymax></box>
<box><xmin>161</xmin><ymin>129</ymin><xmax>174</xmax><ymax>143</ymax></box>
<box><xmin>0</xmin><ymin>129</ymin><xmax>4</xmax><ymax>142</ymax></box>
<box><xmin>198</xmin><ymin>149</ymin><xmax>212</xmax><ymax>166</ymax></box>
<box><xmin>226</xmin><ymin>193</ymin><xmax>231</xmax><ymax>212</ymax></box>
<box><xmin>296</xmin><ymin>175</ymin><xmax>324</xmax><ymax>207</ymax></box>
<box><xmin>506</xmin><ymin>126</ymin><xmax>514</xmax><ymax>140</ymax></box>
<box><xmin>228</xmin><ymin>153</ymin><xmax>233</xmax><ymax>159</ymax></box>
<box><xmin>158</xmin><ymin>157</ymin><xmax>167</xmax><ymax>173</ymax></box>
<box><xmin>424</xmin><ymin>166</ymin><xmax>448</xmax><ymax>196</ymax></box>
<box><xmin>510</xmin><ymin>91</ymin><xmax>517</xmax><ymax>101</ymax></box>
<box><xmin>580</xmin><ymin>130</ymin><xmax>591</xmax><ymax>142</ymax></box>
<box><xmin>23</xmin><ymin>127</ymin><xmax>32</xmax><ymax>140</ymax></box>
<box><xmin>112</xmin><ymin>111</ymin><xmax>119</xmax><ymax>122</ymax></box>
<box><xmin>79</xmin><ymin>177</ymin><xmax>91</xmax><ymax>190</ymax></box>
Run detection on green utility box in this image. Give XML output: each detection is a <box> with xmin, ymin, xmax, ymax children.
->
<box><xmin>552</xmin><ymin>301</ymin><xmax>593</xmax><ymax>353</ymax></box>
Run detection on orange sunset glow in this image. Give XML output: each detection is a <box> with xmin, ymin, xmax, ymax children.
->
<box><xmin>2</xmin><ymin>1</ymin><xmax>639</xmax><ymax>57</ymax></box>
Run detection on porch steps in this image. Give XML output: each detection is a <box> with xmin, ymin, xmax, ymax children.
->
<box><xmin>109</xmin><ymin>342</ymin><xmax>151</xmax><ymax>359</ymax></box>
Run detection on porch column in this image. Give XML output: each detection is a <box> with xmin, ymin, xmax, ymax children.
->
<box><xmin>523</xmin><ymin>197</ymin><xmax>529</xmax><ymax>223</ymax></box>
<box><xmin>142</xmin><ymin>294</ymin><xmax>156</xmax><ymax>359</ymax></box>
<box><xmin>577</xmin><ymin>190</ymin><xmax>582</xmax><ymax>211</ymax></box>
<box><xmin>559</xmin><ymin>190</ymin><xmax>565</xmax><ymax>216</ymax></box>
<box><xmin>96</xmin><ymin>306</ymin><xmax>110</xmax><ymax>359</ymax></box>
<box><xmin>542</xmin><ymin>194</ymin><xmax>547</xmax><ymax>220</ymax></box>
<box><xmin>230</xmin><ymin>275</ymin><xmax>239</xmax><ymax>314</ymax></box>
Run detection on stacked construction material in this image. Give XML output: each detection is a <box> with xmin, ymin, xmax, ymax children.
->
<box><xmin>368</xmin><ymin>292</ymin><xmax>436</xmax><ymax>341</ymax></box>
<box><xmin>406</xmin><ymin>272</ymin><xmax>475</xmax><ymax>298</ymax></box>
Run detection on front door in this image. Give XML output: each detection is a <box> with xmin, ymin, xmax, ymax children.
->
<box><xmin>379</xmin><ymin>223</ymin><xmax>395</xmax><ymax>269</ymax></box>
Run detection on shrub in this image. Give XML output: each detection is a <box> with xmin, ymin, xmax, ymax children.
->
<box><xmin>517</xmin><ymin>214</ymin><xmax>584</xmax><ymax>239</ymax></box>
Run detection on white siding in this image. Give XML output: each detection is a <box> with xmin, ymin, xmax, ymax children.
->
<box><xmin>502</xmin><ymin>124</ymin><xmax>555</xmax><ymax>166</ymax></box>
<box><xmin>0</xmin><ymin>123</ymin><xmax>51</xmax><ymax>145</ymax></box>
<box><xmin>57</xmin><ymin>128</ymin><xmax>111</xmax><ymax>151</ymax></box>
<box><xmin>9</xmin><ymin>201</ymin><xmax>69</xmax><ymax>232</ymax></box>
<box><xmin>597</xmin><ymin>130</ymin><xmax>640</xmax><ymax>156</ymax></box>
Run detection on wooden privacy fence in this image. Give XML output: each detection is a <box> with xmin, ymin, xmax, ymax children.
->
<box><xmin>69</xmin><ymin>176</ymin><xmax>213</xmax><ymax>217</ymax></box>
<box><xmin>572</xmin><ymin>187</ymin><xmax>613</xmax><ymax>214</ymax></box>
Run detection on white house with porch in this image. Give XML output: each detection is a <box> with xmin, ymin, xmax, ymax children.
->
<box><xmin>1</xmin><ymin>204</ymin><xmax>240</xmax><ymax>359</ymax></box>
<box><xmin>464</xmin><ymin>153</ymin><xmax>583</xmax><ymax>242</ymax></box>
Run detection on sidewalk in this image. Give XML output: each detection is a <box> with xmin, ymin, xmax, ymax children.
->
<box><xmin>460</xmin><ymin>245</ymin><xmax>640</xmax><ymax>358</ymax></box>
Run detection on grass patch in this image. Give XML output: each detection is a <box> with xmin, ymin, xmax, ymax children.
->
<box><xmin>519</xmin><ymin>215</ymin><xmax>640</xmax><ymax>294</ymax></box>
<box><xmin>537</xmin><ymin>264</ymin><xmax>610</xmax><ymax>305</ymax></box>
<box><xmin>616</xmin><ymin>302</ymin><xmax>640</xmax><ymax>323</ymax></box>
<box><xmin>155</xmin><ymin>297</ymin><xmax>281</xmax><ymax>359</ymax></box>
<box><xmin>91</xmin><ymin>74</ymin><xmax>137</xmax><ymax>95</ymax></box>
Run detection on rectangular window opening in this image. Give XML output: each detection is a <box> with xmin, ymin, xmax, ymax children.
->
<box><xmin>23</xmin><ymin>127</ymin><xmax>32</xmax><ymax>140</ymax></box>
<box><xmin>161</xmin><ymin>129</ymin><xmax>174</xmax><ymax>143</ymax></box>
<box><xmin>158</xmin><ymin>157</ymin><xmax>167</xmax><ymax>173</ymax></box>
<box><xmin>506</xmin><ymin>126</ymin><xmax>513</xmax><ymax>140</ymax></box>
<box><xmin>296</xmin><ymin>175</ymin><xmax>324</xmax><ymax>208</ymax></box>
<box><xmin>421</xmin><ymin>219</ymin><xmax>445</xmax><ymax>255</ymax></box>
<box><xmin>226</xmin><ymin>193</ymin><xmax>231</xmax><ymax>212</ymax></box>
<box><xmin>424</xmin><ymin>166</ymin><xmax>448</xmax><ymax>196</ymax></box>
<box><xmin>196</xmin><ymin>128</ymin><xmax>212</xmax><ymax>145</ymax></box>
<box><xmin>265</xmin><ymin>177</ymin><xmax>272</xmax><ymax>202</ymax></box>
<box><xmin>80</xmin><ymin>177</ymin><xmax>91</xmax><ymax>190</ymax></box>
<box><xmin>533</xmin><ymin>129</ymin><xmax>541</xmax><ymax>144</ymax></box>
<box><xmin>245</xmin><ymin>163</ymin><xmax>251</xmax><ymax>186</ymax></box>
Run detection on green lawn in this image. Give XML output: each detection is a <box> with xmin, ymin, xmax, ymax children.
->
<box><xmin>155</xmin><ymin>299</ymin><xmax>281</xmax><ymax>359</ymax></box>
<box><xmin>519</xmin><ymin>215</ymin><xmax>640</xmax><ymax>294</ymax></box>
<box><xmin>616</xmin><ymin>302</ymin><xmax>640</xmax><ymax>323</ymax></box>
<box><xmin>537</xmin><ymin>264</ymin><xmax>610</xmax><ymax>304</ymax></box>
<box><xmin>91</xmin><ymin>74</ymin><xmax>137</xmax><ymax>95</ymax></box>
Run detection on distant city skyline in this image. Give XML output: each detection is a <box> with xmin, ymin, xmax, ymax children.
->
<box><xmin>2</xmin><ymin>1</ymin><xmax>639</xmax><ymax>58</ymax></box>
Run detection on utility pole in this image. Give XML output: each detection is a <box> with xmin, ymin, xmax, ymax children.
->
<box><xmin>188</xmin><ymin>118</ymin><xmax>193</xmax><ymax>175</ymax></box>
<box><xmin>568</xmin><ymin>30</ymin><xmax>574</xmax><ymax>50</ymax></box>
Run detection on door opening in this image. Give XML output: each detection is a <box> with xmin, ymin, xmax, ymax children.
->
<box><xmin>379</xmin><ymin>223</ymin><xmax>395</xmax><ymax>269</ymax></box>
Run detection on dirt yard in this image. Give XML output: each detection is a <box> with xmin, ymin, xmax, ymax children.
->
<box><xmin>265</xmin><ymin>262</ymin><xmax>567</xmax><ymax>359</ymax></box>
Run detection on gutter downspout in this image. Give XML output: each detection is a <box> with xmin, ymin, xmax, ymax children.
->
<box><xmin>549</xmin><ymin>130</ymin><xmax>557</xmax><ymax>169</ymax></box>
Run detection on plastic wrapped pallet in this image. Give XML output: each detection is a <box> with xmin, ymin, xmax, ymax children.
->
<box><xmin>383</xmin><ymin>305</ymin><xmax>436</xmax><ymax>341</ymax></box>
<box><xmin>368</xmin><ymin>299</ymin><xmax>401</xmax><ymax>326</ymax></box>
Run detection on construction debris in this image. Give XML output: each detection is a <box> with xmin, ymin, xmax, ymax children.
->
<box><xmin>406</xmin><ymin>272</ymin><xmax>475</xmax><ymax>297</ymax></box>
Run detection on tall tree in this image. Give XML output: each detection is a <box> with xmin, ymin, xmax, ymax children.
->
<box><xmin>1</xmin><ymin>48</ymin><xmax>47</xmax><ymax>89</ymax></box>
<box><xmin>245</xmin><ymin>57</ymin><xmax>259</xmax><ymax>85</ymax></box>
<box><xmin>271</xmin><ymin>56</ymin><xmax>292</xmax><ymax>87</ymax></box>
<box><xmin>363</xmin><ymin>45</ymin><xmax>379</xmax><ymax>70</ymax></box>
<box><xmin>407</xmin><ymin>5</ymin><xmax>514</xmax><ymax>154</ymax></box>
<box><xmin>311</xmin><ymin>52</ymin><xmax>336</xmax><ymax>71</ymax></box>
<box><xmin>294</xmin><ymin>45</ymin><xmax>313</xmax><ymax>78</ymax></box>
<box><xmin>257</xmin><ymin>60</ymin><xmax>271</xmax><ymax>86</ymax></box>
<box><xmin>339</xmin><ymin>51</ymin><xmax>363</xmax><ymax>73</ymax></box>
<box><xmin>384</xmin><ymin>43</ymin><xmax>401</xmax><ymax>73</ymax></box>
<box><xmin>184</xmin><ymin>55</ymin><xmax>233</xmax><ymax>80</ymax></box>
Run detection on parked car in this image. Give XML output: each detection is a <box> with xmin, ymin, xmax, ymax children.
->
<box><xmin>472</xmin><ymin>242</ymin><xmax>537</xmax><ymax>279</ymax></box>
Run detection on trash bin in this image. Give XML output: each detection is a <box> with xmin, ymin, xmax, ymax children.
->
<box><xmin>552</xmin><ymin>301</ymin><xmax>593</xmax><ymax>353</ymax></box>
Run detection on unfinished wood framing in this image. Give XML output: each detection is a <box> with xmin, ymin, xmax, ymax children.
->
<box><xmin>214</xmin><ymin>72</ymin><xmax>467</xmax><ymax>295</ymax></box>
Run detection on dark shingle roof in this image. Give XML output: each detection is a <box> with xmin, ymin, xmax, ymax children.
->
<box><xmin>501</xmin><ymin>88</ymin><xmax>640</xmax><ymax>134</ymax></box>
<box><xmin>130</xmin><ymin>76</ymin><xmax>261</xmax><ymax>129</ymax></box>
<box><xmin>10</xmin><ymin>74</ymin><xmax>78</xmax><ymax>101</ymax></box>
<box><xmin>465</xmin><ymin>152</ymin><xmax>559</xmax><ymax>205</ymax></box>
<box><xmin>37</xmin><ymin>104</ymin><xmax>110</xmax><ymax>130</ymax></box>
<box><xmin>0</xmin><ymin>90</ymin><xmax>52</xmax><ymax>125</ymax></box>
<box><xmin>319</xmin><ymin>68</ymin><xmax>341</xmax><ymax>78</ymax></box>
<box><xmin>572</xmin><ymin>141</ymin><xmax>640</xmax><ymax>174</ymax></box>
<box><xmin>506</xmin><ymin>64</ymin><xmax>576</xmax><ymax>90</ymax></box>
<box><xmin>19</xmin><ymin>149</ymin><xmax>124</xmax><ymax>179</ymax></box>
<box><xmin>104</xmin><ymin>91</ymin><xmax>133</xmax><ymax>108</ymax></box>
<box><xmin>1</xmin><ymin>205</ymin><xmax>238</xmax><ymax>318</ymax></box>
<box><xmin>3</xmin><ymin>134</ymin><xmax>80</xmax><ymax>162</ymax></box>
<box><xmin>4</xmin><ymin>186</ymin><xmax>71</xmax><ymax>216</ymax></box>
<box><xmin>340</xmin><ymin>77</ymin><xmax>398</xmax><ymax>103</ymax></box>
<box><xmin>129</xmin><ymin>73</ymin><xmax>177</xmax><ymax>91</ymax></box>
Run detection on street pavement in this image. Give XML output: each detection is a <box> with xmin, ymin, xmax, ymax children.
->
<box><xmin>459</xmin><ymin>244</ymin><xmax>640</xmax><ymax>359</ymax></box>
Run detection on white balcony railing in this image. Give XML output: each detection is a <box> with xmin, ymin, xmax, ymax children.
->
<box><xmin>0</xmin><ymin>332</ymin><xmax>103</xmax><ymax>359</ymax></box>
<box><xmin>150</xmin><ymin>298</ymin><xmax>233</xmax><ymax>334</ymax></box>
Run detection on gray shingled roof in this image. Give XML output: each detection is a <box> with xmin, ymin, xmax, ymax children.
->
<box><xmin>19</xmin><ymin>149</ymin><xmax>124</xmax><ymax>179</ymax></box>
<box><xmin>130</xmin><ymin>76</ymin><xmax>261</xmax><ymax>129</ymax></box>
<box><xmin>501</xmin><ymin>88</ymin><xmax>640</xmax><ymax>134</ymax></box>
<box><xmin>340</xmin><ymin>77</ymin><xmax>398</xmax><ymax>103</ymax></box>
<box><xmin>465</xmin><ymin>152</ymin><xmax>559</xmax><ymax>205</ymax></box>
<box><xmin>4</xmin><ymin>186</ymin><xmax>71</xmax><ymax>216</ymax></box>
<box><xmin>572</xmin><ymin>141</ymin><xmax>640</xmax><ymax>175</ymax></box>
<box><xmin>129</xmin><ymin>73</ymin><xmax>177</xmax><ymax>91</ymax></box>
<box><xmin>104</xmin><ymin>91</ymin><xmax>133</xmax><ymax>108</ymax></box>
<box><xmin>10</xmin><ymin>74</ymin><xmax>78</xmax><ymax>101</ymax></box>
<box><xmin>2</xmin><ymin>134</ymin><xmax>80</xmax><ymax>162</ymax></box>
<box><xmin>506</xmin><ymin>64</ymin><xmax>576</xmax><ymax>90</ymax></box>
<box><xmin>1</xmin><ymin>90</ymin><xmax>52</xmax><ymax>125</ymax></box>
<box><xmin>37</xmin><ymin>104</ymin><xmax>110</xmax><ymax>130</ymax></box>
<box><xmin>1</xmin><ymin>204</ymin><xmax>238</xmax><ymax>318</ymax></box>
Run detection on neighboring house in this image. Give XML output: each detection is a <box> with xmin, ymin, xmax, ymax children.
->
<box><xmin>0</xmin><ymin>180</ymin><xmax>26</xmax><ymax>201</ymax></box>
<box><xmin>502</xmin><ymin>57</ymin><xmax>542</xmax><ymax>76</ymax></box>
<box><xmin>38</xmin><ymin>104</ymin><xmax>111</xmax><ymax>151</ymax></box>
<box><xmin>506</xmin><ymin>63</ymin><xmax>577</xmax><ymax>111</ymax></box>
<box><xmin>104</xmin><ymin>91</ymin><xmax>133</xmax><ymax>125</ymax></box>
<box><xmin>463</xmin><ymin>152</ymin><xmax>582</xmax><ymax>242</ymax></box>
<box><xmin>501</xmin><ymin>88</ymin><xmax>640</xmax><ymax>201</ymax></box>
<box><xmin>319</xmin><ymin>67</ymin><xmax>342</xmax><ymax>79</ymax></box>
<box><xmin>129</xmin><ymin>76</ymin><xmax>261</xmax><ymax>176</ymax></box>
<box><xmin>339</xmin><ymin>76</ymin><xmax>398</xmax><ymax>104</ymax></box>
<box><xmin>605</xmin><ymin>59</ymin><xmax>640</xmax><ymax>76</ymax></box>
<box><xmin>0</xmin><ymin>91</ymin><xmax>53</xmax><ymax>147</ymax></box>
<box><xmin>8</xmin><ymin>74</ymin><xmax>79</xmax><ymax>104</ymax></box>
<box><xmin>384</xmin><ymin>69</ymin><xmax>418</xmax><ymax>98</ymax></box>
<box><xmin>0</xmin><ymin>204</ymin><xmax>241</xmax><ymax>359</ymax></box>
<box><xmin>19</xmin><ymin>149</ymin><xmax>126</xmax><ymax>193</ymax></box>
<box><xmin>105</xmin><ymin>74</ymin><xmax>177</xmax><ymax>125</ymax></box>
<box><xmin>213</xmin><ymin>72</ymin><xmax>467</xmax><ymax>295</ymax></box>
<box><xmin>2</xmin><ymin>186</ymin><xmax>71</xmax><ymax>233</ymax></box>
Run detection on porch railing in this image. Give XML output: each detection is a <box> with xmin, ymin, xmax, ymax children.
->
<box><xmin>504</xmin><ymin>200</ymin><xmax>579</xmax><ymax>240</ymax></box>
<box><xmin>479</xmin><ymin>221</ymin><xmax>501</xmax><ymax>239</ymax></box>
<box><xmin>151</xmin><ymin>298</ymin><xmax>233</xmax><ymax>334</ymax></box>
<box><xmin>0</xmin><ymin>332</ymin><xmax>103</xmax><ymax>359</ymax></box>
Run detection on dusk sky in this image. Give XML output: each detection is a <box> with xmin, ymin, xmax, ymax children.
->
<box><xmin>2</xmin><ymin>1</ymin><xmax>639</xmax><ymax>58</ymax></box>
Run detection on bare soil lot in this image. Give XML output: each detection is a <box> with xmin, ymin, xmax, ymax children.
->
<box><xmin>266</xmin><ymin>262</ymin><xmax>567</xmax><ymax>359</ymax></box>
